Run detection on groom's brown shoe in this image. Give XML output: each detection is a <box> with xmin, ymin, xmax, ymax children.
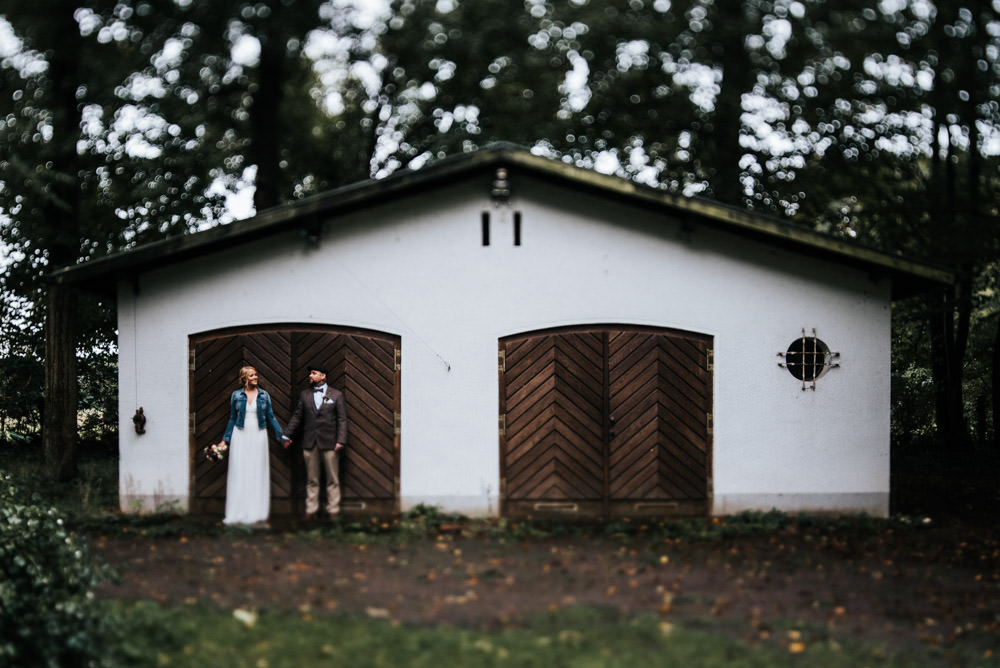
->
<box><xmin>303</xmin><ymin>512</ymin><xmax>317</xmax><ymax>522</ymax></box>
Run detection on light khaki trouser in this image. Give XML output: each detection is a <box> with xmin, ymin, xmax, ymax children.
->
<box><xmin>302</xmin><ymin>448</ymin><xmax>341</xmax><ymax>515</ymax></box>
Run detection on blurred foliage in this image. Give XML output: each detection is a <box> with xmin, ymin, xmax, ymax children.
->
<box><xmin>891</xmin><ymin>296</ymin><xmax>938</xmax><ymax>448</ymax></box>
<box><xmin>0</xmin><ymin>444</ymin><xmax>120</xmax><ymax>520</ymax></box>
<box><xmin>0</xmin><ymin>473</ymin><xmax>119</xmax><ymax>667</ymax></box>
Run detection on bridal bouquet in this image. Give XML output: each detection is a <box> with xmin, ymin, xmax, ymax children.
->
<box><xmin>204</xmin><ymin>441</ymin><xmax>228</xmax><ymax>461</ymax></box>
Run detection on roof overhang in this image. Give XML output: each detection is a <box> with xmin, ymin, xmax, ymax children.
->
<box><xmin>50</xmin><ymin>143</ymin><xmax>952</xmax><ymax>300</ymax></box>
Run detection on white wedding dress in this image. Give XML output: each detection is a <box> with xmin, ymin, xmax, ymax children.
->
<box><xmin>223</xmin><ymin>398</ymin><xmax>270</xmax><ymax>525</ymax></box>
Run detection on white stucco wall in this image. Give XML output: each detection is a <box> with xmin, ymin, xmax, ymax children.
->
<box><xmin>117</xmin><ymin>177</ymin><xmax>892</xmax><ymax>516</ymax></box>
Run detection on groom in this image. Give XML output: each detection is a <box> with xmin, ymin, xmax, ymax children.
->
<box><xmin>282</xmin><ymin>364</ymin><xmax>348</xmax><ymax>520</ymax></box>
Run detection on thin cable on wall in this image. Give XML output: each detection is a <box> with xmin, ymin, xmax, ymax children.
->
<box><xmin>338</xmin><ymin>261</ymin><xmax>452</xmax><ymax>372</ymax></box>
<box><xmin>133</xmin><ymin>291</ymin><xmax>139</xmax><ymax>405</ymax></box>
<box><xmin>130</xmin><ymin>287</ymin><xmax>147</xmax><ymax>434</ymax></box>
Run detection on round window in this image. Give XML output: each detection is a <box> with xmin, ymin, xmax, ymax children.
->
<box><xmin>784</xmin><ymin>337</ymin><xmax>830</xmax><ymax>381</ymax></box>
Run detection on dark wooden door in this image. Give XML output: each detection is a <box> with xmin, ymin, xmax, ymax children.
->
<box><xmin>500</xmin><ymin>331</ymin><xmax>607</xmax><ymax>515</ymax></box>
<box><xmin>605</xmin><ymin>329</ymin><xmax>712</xmax><ymax>516</ymax></box>
<box><xmin>190</xmin><ymin>325</ymin><xmax>400</xmax><ymax>516</ymax></box>
<box><xmin>500</xmin><ymin>326</ymin><xmax>712</xmax><ymax>519</ymax></box>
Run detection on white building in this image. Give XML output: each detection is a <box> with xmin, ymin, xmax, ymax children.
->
<box><xmin>56</xmin><ymin>145</ymin><xmax>951</xmax><ymax>519</ymax></box>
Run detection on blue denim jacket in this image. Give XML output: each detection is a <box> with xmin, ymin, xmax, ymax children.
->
<box><xmin>223</xmin><ymin>388</ymin><xmax>283</xmax><ymax>443</ymax></box>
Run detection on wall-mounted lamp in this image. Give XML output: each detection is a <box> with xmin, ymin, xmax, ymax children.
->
<box><xmin>491</xmin><ymin>167</ymin><xmax>511</xmax><ymax>203</ymax></box>
<box><xmin>132</xmin><ymin>407</ymin><xmax>146</xmax><ymax>434</ymax></box>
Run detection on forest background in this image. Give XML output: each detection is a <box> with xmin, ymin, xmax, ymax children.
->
<box><xmin>0</xmin><ymin>0</ymin><xmax>997</xmax><ymax>487</ymax></box>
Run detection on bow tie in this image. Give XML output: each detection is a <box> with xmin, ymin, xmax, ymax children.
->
<box><xmin>313</xmin><ymin>387</ymin><xmax>325</xmax><ymax>393</ymax></box>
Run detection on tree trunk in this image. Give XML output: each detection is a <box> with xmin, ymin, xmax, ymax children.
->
<box><xmin>923</xmin><ymin>23</ymin><xmax>973</xmax><ymax>449</ymax></box>
<box><xmin>711</xmin><ymin>11</ymin><xmax>754</xmax><ymax>207</ymax></box>
<box><xmin>41</xmin><ymin>2</ymin><xmax>83</xmax><ymax>481</ymax></box>
<box><xmin>952</xmin><ymin>270</ymin><xmax>973</xmax><ymax>443</ymax></box>
<box><xmin>927</xmin><ymin>285</ymin><xmax>969</xmax><ymax>448</ymax></box>
<box><xmin>993</xmin><ymin>313</ymin><xmax>1000</xmax><ymax>447</ymax></box>
<box><xmin>43</xmin><ymin>286</ymin><xmax>78</xmax><ymax>481</ymax></box>
<box><xmin>250</xmin><ymin>14</ymin><xmax>287</xmax><ymax>212</ymax></box>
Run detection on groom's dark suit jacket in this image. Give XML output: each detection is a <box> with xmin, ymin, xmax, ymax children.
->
<box><xmin>286</xmin><ymin>386</ymin><xmax>348</xmax><ymax>450</ymax></box>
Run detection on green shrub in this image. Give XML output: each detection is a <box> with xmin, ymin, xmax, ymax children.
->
<box><xmin>0</xmin><ymin>474</ymin><xmax>117</xmax><ymax>667</ymax></box>
<box><xmin>0</xmin><ymin>445</ymin><xmax>119</xmax><ymax>522</ymax></box>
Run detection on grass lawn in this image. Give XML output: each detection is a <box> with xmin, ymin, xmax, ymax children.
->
<box><xmin>113</xmin><ymin>600</ymin><xmax>983</xmax><ymax>668</ymax></box>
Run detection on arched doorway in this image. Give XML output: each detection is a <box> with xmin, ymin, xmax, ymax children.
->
<box><xmin>189</xmin><ymin>325</ymin><xmax>400</xmax><ymax>516</ymax></box>
<box><xmin>499</xmin><ymin>326</ymin><xmax>713</xmax><ymax>519</ymax></box>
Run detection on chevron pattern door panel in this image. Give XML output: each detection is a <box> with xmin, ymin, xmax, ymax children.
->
<box><xmin>607</xmin><ymin>330</ymin><xmax>711</xmax><ymax>516</ymax></box>
<box><xmin>290</xmin><ymin>331</ymin><xmax>398</xmax><ymax>504</ymax></box>
<box><xmin>242</xmin><ymin>331</ymin><xmax>295</xmax><ymax>501</ymax></box>
<box><xmin>502</xmin><ymin>332</ymin><xmax>606</xmax><ymax>511</ymax></box>
<box><xmin>190</xmin><ymin>326</ymin><xmax>400</xmax><ymax>516</ymax></box>
<box><xmin>500</xmin><ymin>326</ymin><xmax>712</xmax><ymax>519</ymax></box>
<box><xmin>191</xmin><ymin>335</ymin><xmax>247</xmax><ymax>505</ymax></box>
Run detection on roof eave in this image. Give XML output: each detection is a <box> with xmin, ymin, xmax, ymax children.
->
<box><xmin>49</xmin><ymin>144</ymin><xmax>953</xmax><ymax>300</ymax></box>
<box><xmin>496</xmin><ymin>150</ymin><xmax>953</xmax><ymax>298</ymax></box>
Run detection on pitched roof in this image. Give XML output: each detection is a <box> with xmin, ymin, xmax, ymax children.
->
<box><xmin>51</xmin><ymin>142</ymin><xmax>951</xmax><ymax>299</ymax></box>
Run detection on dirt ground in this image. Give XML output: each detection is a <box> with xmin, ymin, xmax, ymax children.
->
<box><xmin>92</xmin><ymin>514</ymin><xmax>1000</xmax><ymax>654</ymax></box>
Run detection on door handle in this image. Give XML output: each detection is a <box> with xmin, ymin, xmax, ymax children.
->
<box><xmin>609</xmin><ymin>416</ymin><xmax>616</xmax><ymax>437</ymax></box>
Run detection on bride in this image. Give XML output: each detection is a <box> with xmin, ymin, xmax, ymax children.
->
<box><xmin>220</xmin><ymin>365</ymin><xmax>284</xmax><ymax>525</ymax></box>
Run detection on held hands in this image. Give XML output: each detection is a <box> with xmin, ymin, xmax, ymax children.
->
<box><xmin>279</xmin><ymin>437</ymin><xmax>342</xmax><ymax>451</ymax></box>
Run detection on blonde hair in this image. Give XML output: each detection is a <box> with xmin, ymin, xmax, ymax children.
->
<box><xmin>238</xmin><ymin>365</ymin><xmax>258</xmax><ymax>388</ymax></box>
